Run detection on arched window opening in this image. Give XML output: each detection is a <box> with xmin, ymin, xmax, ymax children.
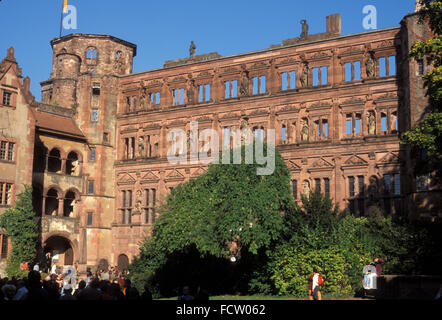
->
<box><xmin>48</xmin><ymin>149</ymin><xmax>62</xmax><ymax>173</ymax></box>
<box><xmin>45</xmin><ymin>189</ymin><xmax>59</xmax><ymax>216</ymax></box>
<box><xmin>86</xmin><ymin>47</ymin><xmax>98</xmax><ymax>65</ymax></box>
<box><xmin>63</xmin><ymin>191</ymin><xmax>77</xmax><ymax>217</ymax></box>
<box><xmin>66</xmin><ymin>151</ymin><xmax>80</xmax><ymax>176</ymax></box>
<box><xmin>117</xmin><ymin>254</ymin><xmax>129</xmax><ymax>272</ymax></box>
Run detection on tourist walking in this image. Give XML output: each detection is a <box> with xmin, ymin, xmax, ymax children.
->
<box><xmin>308</xmin><ymin>269</ymin><xmax>324</xmax><ymax>300</ymax></box>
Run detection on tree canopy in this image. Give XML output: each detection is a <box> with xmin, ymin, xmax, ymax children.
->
<box><xmin>130</xmin><ymin>144</ymin><xmax>294</xmax><ymax>294</ymax></box>
<box><xmin>401</xmin><ymin>0</ymin><xmax>442</xmax><ymax>180</ymax></box>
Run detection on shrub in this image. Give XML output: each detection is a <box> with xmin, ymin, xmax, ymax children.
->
<box><xmin>268</xmin><ymin>245</ymin><xmax>370</xmax><ymax>297</ymax></box>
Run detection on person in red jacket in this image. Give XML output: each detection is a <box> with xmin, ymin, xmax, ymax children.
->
<box><xmin>308</xmin><ymin>268</ymin><xmax>324</xmax><ymax>300</ymax></box>
<box><xmin>374</xmin><ymin>258</ymin><xmax>384</xmax><ymax>276</ymax></box>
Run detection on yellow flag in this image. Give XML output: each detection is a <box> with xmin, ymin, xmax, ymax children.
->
<box><xmin>63</xmin><ymin>0</ymin><xmax>68</xmax><ymax>13</ymax></box>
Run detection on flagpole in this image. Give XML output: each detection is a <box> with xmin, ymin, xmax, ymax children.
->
<box><xmin>59</xmin><ymin>0</ymin><xmax>64</xmax><ymax>38</ymax></box>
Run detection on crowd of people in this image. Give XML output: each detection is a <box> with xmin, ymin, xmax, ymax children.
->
<box><xmin>0</xmin><ymin>266</ymin><xmax>153</xmax><ymax>301</ymax></box>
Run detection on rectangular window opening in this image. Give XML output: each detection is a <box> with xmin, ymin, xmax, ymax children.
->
<box><xmin>321</xmin><ymin>66</ymin><xmax>328</xmax><ymax>85</ymax></box>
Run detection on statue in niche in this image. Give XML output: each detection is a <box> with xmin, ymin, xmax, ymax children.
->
<box><xmin>240</xmin><ymin>70</ymin><xmax>249</xmax><ymax>96</ymax></box>
<box><xmin>368</xmin><ymin>112</ymin><xmax>376</xmax><ymax>135</ymax></box>
<box><xmin>300</xmin><ymin>20</ymin><xmax>309</xmax><ymax>39</ymax></box>
<box><xmin>135</xmin><ymin>190</ymin><xmax>142</xmax><ymax>213</ymax></box>
<box><xmin>71</xmin><ymin>159</ymin><xmax>79</xmax><ymax>176</ymax></box>
<box><xmin>139</xmin><ymin>89</ymin><xmax>146</xmax><ymax>110</ymax></box>
<box><xmin>70</xmin><ymin>199</ymin><xmax>77</xmax><ymax>217</ymax></box>
<box><xmin>302</xmin><ymin>180</ymin><xmax>311</xmax><ymax>197</ymax></box>
<box><xmin>300</xmin><ymin>64</ymin><xmax>308</xmax><ymax>87</ymax></box>
<box><xmin>240</xmin><ymin>118</ymin><xmax>251</xmax><ymax>144</ymax></box>
<box><xmin>187</xmin><ymin>79</ymin><xmax>195</xmax><ymax>104</ymax></box>
<box><xmin>138</xmin><ymin>136</ymin><xmax>145</xmax><ymax>158</ymax></box>
<box><xmin>189</xmin><ymin>41</ymin><xmax>196</xmax><ymax>59</ymax></box>
<box><xmin>366</xmin><ymin>52</ymin><xmax>375</xmax><ymax>78</ymax></box>
<box><xmin>301</xmin><ymin>120</ymin><xmax>309</xmax><ymax>141</ymax></box>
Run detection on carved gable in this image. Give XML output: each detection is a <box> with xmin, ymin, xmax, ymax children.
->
<box><xmin>191</xmin><ymin>167</ymin><xmax>207</xmax><ymax>177</ymax></box>
<box><xmin>311</xmin><ymin>158</ymin><xmax>333</xmax><ymax>168</ymax></box>
<box><xmin>287</xmin><ymin>160</ymin><xmax>301</xmax><ymax>171</ymax></box>
<box><xmin>165</xmin><ymin>169</ymin><xmax>185</xmax><ymax>181</ymax></box>
<box><xmin>344</xmin><ymin>155</ymin><xmax>368</xmax><ymax>166</ymax></box>
<box><xmin>117</xmin><ymin>173</ymin><xmax>136</xmax><ymax>185</ymax></box>
<box><xmin>140</xmin><ymin>171</ymin><xmax>160</xmax><ymax>182</ymax></box>
<box><xmin>378</xmin><ymin>152</ymin><xmax>400</xmax><ymax>163</ymax></box>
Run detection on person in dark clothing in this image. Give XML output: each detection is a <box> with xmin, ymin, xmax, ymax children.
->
<box><xmin>195</xmin><ymin>286</ymin><xmax>209</xmax><ymax>301</ymax></box>
<box><xmin>110</xmin><ymin>282</ymin><xmax>125</xmax><ymax>300</ymax></box>
<box><xmin>73</xmin><ymin>280</ymin><xmax>86</xmax><ymax>300</ymax></box>
<box><xmin>178</xmin><ymin>286</ymin><xmax>194</xmax><ymax>301</ymax></box>
<box><xmin>124</xmin><ymin>279</ymin><xmax>140</xmax><ymax>300</ymax></box>
<box><xmin>76</xmin><ymin>278</ymin><xmax>103</xmax><ymax>300</ymax></box>
<box><xmin>140</xmin><ymin>284</ymin><xmax>153</xmax><ymax>301</ymax></box>
<box><xmin>43</xmin><ymin>279</ymin><xmax>60</xmax><ymax>300</ymax></box>
<box><xmin>26</xmin><ymin>270</ymin><xmax>48</xmax><ymax>300</ymax></box>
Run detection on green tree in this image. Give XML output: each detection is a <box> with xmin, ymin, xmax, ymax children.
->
<box><xmin>401</xmin><ymin>0</ymin><xmax>442</xmax><ymax>180</ymax></box>
<box><xmin>130</xmin><ymin>144</ymin><xmax>293</xmax><ymax>296</ymax></box>
<box><xmin>0</xmin><ymin>185</ymin><xmax>38</xmax><ymax>277</ymax></box>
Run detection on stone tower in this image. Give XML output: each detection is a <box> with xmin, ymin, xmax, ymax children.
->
<box><xmin>39</xmin><ymin>34</ymin><xmax>137</xmax><ymax>269</ymax></box>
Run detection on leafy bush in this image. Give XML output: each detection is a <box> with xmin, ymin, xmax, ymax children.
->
<box><xmin>0</xmin><ymin>185</ymin><xmax>38</xmax><ymax>278</ymax></box>
<box><xmin>268</xmin><ymin>245</ymin><xmax>370</xmax><ymax>297</ymax></box>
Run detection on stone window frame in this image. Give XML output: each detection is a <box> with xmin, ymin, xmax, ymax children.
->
<box><xmin>223</xmin><ymin>78</ymin><xmax>239</xmax><ymax>100</ymax></box>
<box><xmin>195</xmin><ymin>82</ymin><xmax>212</xmax><ymax>104</ymax></box>
<box><xmin>380</xmin><ymin>172</ymin><xmax>403</xmax><ymax>215</ymax></box>
<box><xmin>143</xmin><ymin>188</ymin><xmax>157</xmax><ymax>225</ymax></box>
<box><xmin>0</xmin><ymin>234</ymin><xmax>9</xmax><ymax>260</ymax></box>
<box><xmin>119</xmin><ymin>189</ymin><xmax>133</xmax><ymax>225</ymax></box>
<box><xmin>0</xmin><ymin>181</ymin><xmax>14</xmax><ymax>207</ymax></box>
<box><xmin>87</xmin><ymin>179</ymin><xmax>95</xmax><ymax>195</ymax></box>
<box><xmin>371</xmin><ymin>48</ymin><xmax>397</xmax><ymax>78</ymax></box>
<box><xmin>1</xmin><ymin>89</ymin><xmax>16</xmax><ymax>108</ymax></box>
<box><xmin>0</xmin><ymin>139</ymin><xmax>16</xmax><ymax>163</ymax></box>
<box><xmin>278</xmin><ymin>67</ymin><xmax>297</xmax><ymax>92</ymax></box>
<box><xmin>342</xmin><ymin>166</ymin><xmax>369</xmax><ymax>216</ymax></box>
<box><xmin>85</xmin><ymin>47</ymin><xmax>98</xmax><ymax>65</ymax></box>
<box><xmin>376</xmin><ymin>103</ymin><xmax>399</xmax><ymax>136</ymax></box>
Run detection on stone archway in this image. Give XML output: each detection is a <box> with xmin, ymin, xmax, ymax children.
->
<box><xmin>44</xmin><ymin>235</ymin><xmax>75</xmax><ymax>267</ymax></box>
<box><xmin>117</xmin><ymin>254</ymin><xmax>129</xmax><ymax>271</ymax></box>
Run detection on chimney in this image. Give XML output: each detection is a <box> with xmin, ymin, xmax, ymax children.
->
<box><xmin>23</xmin><ymin>76</ymin><xmax>31</xmax><ymax>92</ymax></box>
<box><xmin>326</xmin><ymin>14</ymin><xmax>341</xmax><ymax>36</ymax></box>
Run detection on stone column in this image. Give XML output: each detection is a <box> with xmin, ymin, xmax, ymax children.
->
<box><xmin>58</xmin><ymin>198</ymin><xmax>63</xmax><ymax>216</ymax></box>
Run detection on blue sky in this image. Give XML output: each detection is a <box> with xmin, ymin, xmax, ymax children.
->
<box><xmin>0</xmin><ymin>0</ymin><xmax>415</xmax><ymax>100</ymax></box>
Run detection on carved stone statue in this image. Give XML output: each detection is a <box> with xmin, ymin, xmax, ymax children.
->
<box><xmin>139</xmin><ymin>89</ymin><xmax>146</xmax><ymax>110</ymax></box>
<box><xmin>71</xmin><ymin>160</ymin><xmax>79</xmax><ymax>175</ymax></box>
<box><xmin>138</xmin><ymin>137</ymin><xmax>145</xmax><ymax>158</ymax></box>
<box><xmin>240</xmin><ymin>118</ymin><xmax>251</xmax><ymax>144</ymax></box>
<box><xmin>366</xmin><ymin>52</ymin><xmax>375</xmax><ymax>78</ymax></box>
<box><xmin>300</xmin><ymin>20</ymin><xmax>309</xmax><ymax>39</ymax></box>
<box><xmin>301</xmin><ymin>120</ymin><xmax>309</xmax><ymax>141</ymax></box>
<box><xmin>189</xmin><ymin>41</ymin><xmax>196</xmax><ymax>59</ymax></box>
<box><xmin>70</xmin><ymin>199</ymin><xmax>77</xmax><ymax>217</ymax></box>
<box><xmin>302</xmin><ymin>180</ymin><xmax>311</xmax><ymax>196</ymax></box>
<box><xmin>187</xmin><ymin>79</ymin><xmax>195</xmax><ymax>104</ymax></box>
<box><xmin>240</xmin><ymin>71</ymin><xmax>249</xmax><ymax>96</ymax></box>
<box><xmin>135</xmin><ymin>190</ymin><xmax>142</xmax><ymax>213</ymax></box>
<box><xmin>368</xmin><ymin>112</ymin><xmax>376</xmax><ymax>135</ymax></box>
<box><xmin>300</xmin><ymin>64</ymin><xmax>308</xmax><ymax>87</ymax></box>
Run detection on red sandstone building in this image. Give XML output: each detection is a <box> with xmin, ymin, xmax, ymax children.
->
<box><xmin>0</xmin><ymin>9</ymin><xmax>440</xmax><ymax>274</ymax></box>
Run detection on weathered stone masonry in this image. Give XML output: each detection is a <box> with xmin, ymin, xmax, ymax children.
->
<box><xmin>0</xmin><ymin>11</ymin><xmax>440</xmax><ymax>273</ymax></box>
